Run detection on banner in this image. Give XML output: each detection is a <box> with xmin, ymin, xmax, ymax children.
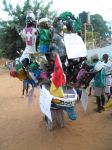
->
<box><xmin>64</xmin><ymin>33</ymin><xmax>87</xmax><ymax>59</ymax></box>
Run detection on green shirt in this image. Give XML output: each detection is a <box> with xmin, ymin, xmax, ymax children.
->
<box><xmin>93</xmin><ymin>69</ymin><xmax>106</xmax><ymax>88</ymax></box>
<box><xmin>39</xmin><ymin>29</ymin><xmax>51</xmax><ymax>45</ymax></box>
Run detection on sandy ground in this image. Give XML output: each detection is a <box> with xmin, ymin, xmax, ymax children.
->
<box><xmin>0</xmin><ymin>69</ymin><xmax>112</xmax><ymax>150</ymax></box>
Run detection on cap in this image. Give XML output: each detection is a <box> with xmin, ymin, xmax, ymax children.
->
<box><xmin>39</xmin><ymin>18</ymin><xmax>48</xmax><ymax>24</ymax></box>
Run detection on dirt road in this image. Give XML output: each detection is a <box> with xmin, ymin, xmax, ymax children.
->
<box><xmin>0</xmin><ymin>70</ymin><xmax>112</xmax><ymax>150</ymax></box>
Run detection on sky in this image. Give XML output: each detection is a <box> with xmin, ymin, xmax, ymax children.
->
<box><xmin>0</xmin><ymin>0</ymin><xmax>112</xmax><ymax>23</ymax></box>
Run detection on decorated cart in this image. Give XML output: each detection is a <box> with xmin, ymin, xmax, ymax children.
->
<box><xmin>9</xmin><ymin>10</ymin><xmax>103</xmax><ymax>130</ymax></box>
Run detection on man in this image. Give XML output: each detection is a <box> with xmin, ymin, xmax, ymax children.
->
<box><xmin>92</xmin><ymin>54</ymin><xmax>106</xmax><ymax>113</ymax></box>
<box><xmin>102</xmin><ymin>54</ymin><xmax>112</xmax><ymax>101</ymax></box>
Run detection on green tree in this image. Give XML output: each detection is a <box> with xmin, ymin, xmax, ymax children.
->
<box><xmin>79</xmin><ymin>11</ymin><xmax>110</xmax><ymax>40</ymax></box>
<box><xmin>0</xmin><ymin>0</ymin><xmax>57</xmax><ymax>59</ymax></box>
<box><xmin>90</xmin><ymin>14</ymin><xmax>110</xmax><ymax>39</ymax></box>
<box><xmin>79</xmin><ymin>11</ymin><xmax>88</xmax><ymax>25</ymax></box>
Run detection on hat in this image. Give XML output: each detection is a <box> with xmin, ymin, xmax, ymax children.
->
<box><xmin>26</xmin><ymin>10</ymin><xmax>35</xmax><ymax>20</ymax></box>
<box><xmin>39</xmin><ymin>18</ymin><xmax>48</xmax><ymax>23</ymax></box>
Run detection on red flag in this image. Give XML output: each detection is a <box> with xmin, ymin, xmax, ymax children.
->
<box><xmin>51</xmin><ymin>54</ymin><xmax>66</xmax><ymax>88</ymax></box>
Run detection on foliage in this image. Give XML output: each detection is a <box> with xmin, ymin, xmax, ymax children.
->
<box><xmin>59</xmin><ymin>11</ymin><xmax>73</xmax><ymax>21</ymax></box>
<box><xmin>79</xmin><ymin>11</ymin><xmax>110</xmax><ymax>40</ymax></box>
<box><xmin>79</xmin><ymin>11</ymin><xmax>88</xmax><ymax>25</ymax></box>
<box><xmin>74</xmin><ymin>17</ymin><xmax>81</xmax><ymax>32</ymax></box>
<box><xmin>0</xmin><ymin>0</ymin><xmax>57</xmax><ymax>59</ymax></box>
<box><xmin>90</xmin><ymin>14</ymin><xmax>110</xmax><ymax>39</ymax></box>
<box><xmin>59</xmin><ymin>11</ymin><xmax>81</xmax><ymax>32</ymax></box>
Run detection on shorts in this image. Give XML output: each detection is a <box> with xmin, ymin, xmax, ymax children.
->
<box><xmin>39</xmin><ymin>45</ymin><xmax>49</xmax><ymax>53</ymax></box>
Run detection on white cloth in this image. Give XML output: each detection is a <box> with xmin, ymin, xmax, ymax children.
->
<box><xmin>103</xmin><ymin>61</ymin><xmax>112</xmax><ymax>94</ymax></box>
<box><xmin>81</xmin><ymin>89</ymin><xmax>88</xmax><ymax>112</ymax></box>
<box><xmin>64</xmin><ymin>33</ymin><xmax>87</xmax><ymax>59</ymax></box>
<box><xmin>94</xmin><ymin>61</ymin><xmax>105</xmax><ymax>71</ymax></box>
<box><xmin>15</xmin><ymin>57</ymin><xmax>20</xmax><ymax>65</ymax></box>
<box><xmin>20</xmin><ymin>27</ymin><xmax>37</xmax><ymax>62</ymax></box>
<box><xmin>103</xmin><ymin>60</ymin><xmax>112</xmax><ymax>74</ymax></box>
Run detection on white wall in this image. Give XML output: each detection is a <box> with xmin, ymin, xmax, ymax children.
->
<box><xmin>87</xmin><ymin>45</ymin><xmax>112</xmax><ymax>59</ymax></box>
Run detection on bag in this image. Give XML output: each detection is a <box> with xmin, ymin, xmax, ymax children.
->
<box><xmin>76</xmin><ymin>68</ymin><xmax>87</xmax><ymax>81</ymax></box>
<box><xmin>10</xmin><ymin>69</ymin><xmax>17</xmax><ymax>77</ymax></box>
<box><xmin>104</xmin><ymin>98</ymin><xmax>112</xmax><ymax>110</ymax></box>
<box><xmin>17</xmin><ymin>68</ymin><xmax>27</xmax><ymax>80</ymax></box>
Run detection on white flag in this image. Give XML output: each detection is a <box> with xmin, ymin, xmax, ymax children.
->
<box><xmin>28</xmin><ymin>87</ymin><xmax>34</xmax><ymax>104</ymax></box>
<box><xmin>39</xmin><ymin>86</ymin><xmax>53</xmax><ymax>121</ymax></box>
<box><xmin>81</xmin><ymin>89</ymin><xmax>88</xmax><ymax>112</ymax></box>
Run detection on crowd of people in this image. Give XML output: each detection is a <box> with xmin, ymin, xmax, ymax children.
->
<box><xmin>88</xmin><ymin>53</ymin><xmax>112</xmax><ymax>113</ymax></box>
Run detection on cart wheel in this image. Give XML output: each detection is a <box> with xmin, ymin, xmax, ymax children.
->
<box><xmin>51</xmin><ymin>109</ymin><xmax>65</xmax><ymax>128</ymax></box>
<box><xmin>56</xmin><ymin>110</ymin><xmax>65</xmax><ymax>128</ymax></box>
